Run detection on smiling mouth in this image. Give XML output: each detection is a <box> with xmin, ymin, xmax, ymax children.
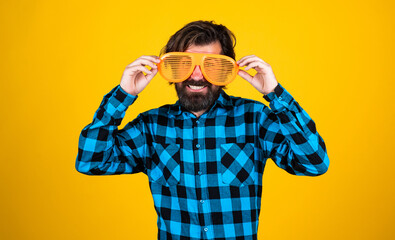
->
<box><xmin>188</xmin><ymin>85</ymin><xmax>206</xmax><ymax>90</ymax></box>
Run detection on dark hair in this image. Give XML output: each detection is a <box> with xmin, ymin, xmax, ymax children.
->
<box><xmin>160</xmin><ymin>20</ymin><xmax>236</xmax><ymax>59</ymax></box>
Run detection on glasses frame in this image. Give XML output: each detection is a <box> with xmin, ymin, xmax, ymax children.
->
<box><xmin>158</xmin><ymin>52</ymin><xmax>239</xmax><ymax>86</ymax></box>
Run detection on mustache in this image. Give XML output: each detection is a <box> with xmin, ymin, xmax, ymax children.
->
<box><xmin>182</xmin><ymin>79</ymin><xmax>212</xmax><ymax>87</ymax></box>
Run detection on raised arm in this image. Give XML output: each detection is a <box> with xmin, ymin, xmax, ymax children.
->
<box><xmin>237</xmin><ymin>55</ymin><xmax>329</xmax><ymax>176</ymax></box>
<box><xmin>75</xmin><ymin>55</ymin><xmax>160</xmax><ymax>175</ymax></box>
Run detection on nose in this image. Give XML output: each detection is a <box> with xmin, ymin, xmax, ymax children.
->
<box><xmin>190</xmin><ymin>65</ymin><xmax>203</xmax><ymax>80</ymax></box>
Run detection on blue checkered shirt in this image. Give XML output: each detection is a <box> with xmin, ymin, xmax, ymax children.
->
<box><xmin>76</xmin><ymin>83</ymin><xmax>329</xmax><ymax>240</ymax></box>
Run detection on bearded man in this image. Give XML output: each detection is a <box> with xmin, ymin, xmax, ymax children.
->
<box><xmin>76</xmin><ymin>20</ymin><xmax>329</xmax><ymax>240</ymax></box>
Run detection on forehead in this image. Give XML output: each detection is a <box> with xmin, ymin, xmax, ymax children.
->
<box><xmin>185</xmin><ymin>41</ymin><xmax>222</xmax><ymax>54</ymax></box>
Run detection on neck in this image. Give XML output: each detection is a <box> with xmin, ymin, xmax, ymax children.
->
<box><xmin>191</xmin><ymin>109</ymin><xmax>207</xmax><ymax>118</ymax></box>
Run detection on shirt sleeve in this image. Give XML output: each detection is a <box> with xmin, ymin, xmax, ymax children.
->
<box><xmin>75</xmin><ymin>85</ymin><xmax>148</xmax><ymax>175</ymax></box>
<box><xmin>259</xmin><ymin>83</ymin><xmax>330</xmax><ymax>176</ymax></box>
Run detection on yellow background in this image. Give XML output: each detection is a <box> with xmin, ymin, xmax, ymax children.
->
<box><xmin>1</xmin><ymin>0</ymin><xmax>394</xmax><ymax>239</ymax></box>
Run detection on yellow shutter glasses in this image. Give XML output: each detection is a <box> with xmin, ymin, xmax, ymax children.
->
<box><xmin>158</xmin><ymin>52</ymin><xmax>239</xmax><ymax>86</ymax></box>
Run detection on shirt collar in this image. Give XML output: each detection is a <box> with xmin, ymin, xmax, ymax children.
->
<box><xmin>167</xmin><ymin>89</ymin><xmax>233</xmax><ymax>116</ymax></box>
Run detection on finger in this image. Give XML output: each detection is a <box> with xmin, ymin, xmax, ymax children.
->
<box><xmin>127</xmin><ymin>56</ymin><xmax>160</xmax><ymax>67</ymax></box>
<box><xmin>130</xmin><ymin>59</ymin><xmax>158</xmax><ymax>69</ymax></box>
<box><xmin>146</xmin><ymin>68</ymin><xmax>158</xmax><ymax>81</ymax></box>
<box><xmin>237</xmin><ymin>55</ymin><xmax>256</xmax><ymax>64</ymax></box>
<box><xmin>138</xmin><ymin>55</ymin><xmax>160</xmax><ymax>63</ymax></box>
<box><xmin>238</xmin><ymin>56</ymin><xmax>266</xmax><ymax>67</ymax></box>
<box><xmin>244</xmin><ymin>61</ymin><xmax>265</xmax><ymax>71</ymax></box>
<box><xmin>237</xmin><ymin>69</ymin><xmax>253</xmax><ymax>83</ymax></box>
<box><xmin>128</xmin><ymin>65</ymin><xmax>152</xmax><ymax>75</ymax></box>
<box><xmin>237</xmin><ymin>55</ymin><xmax>265</xmax><ymax>66</ymax></box>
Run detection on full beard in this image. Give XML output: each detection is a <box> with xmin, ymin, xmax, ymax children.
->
<box><xmin>175</xmin><ymin>79</ymin><xmax>222</xmax><ymax>112</ymax></box>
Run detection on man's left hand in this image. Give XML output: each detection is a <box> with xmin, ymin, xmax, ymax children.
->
<box><xmin>237</xmin><ymin>55</ymin><xmax>279</xmax><ymax>95</ymax></box>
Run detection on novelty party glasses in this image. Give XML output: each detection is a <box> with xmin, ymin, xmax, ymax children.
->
<box><xmin>158</xmin><ymin>52</ymin><xmax>239</xmax><ymax>86</ymax></box>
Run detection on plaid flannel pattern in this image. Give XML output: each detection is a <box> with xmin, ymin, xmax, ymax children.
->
<box><xmin>76</xmin><ymin>83</ymin><xmax>329</xmax><ymax>240</ymax></box>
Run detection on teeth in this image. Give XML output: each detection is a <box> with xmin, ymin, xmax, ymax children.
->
<box><xmin>189</xmin><ymin>85</ymin><xmax>204</xmax><ymax>90</ymax></box>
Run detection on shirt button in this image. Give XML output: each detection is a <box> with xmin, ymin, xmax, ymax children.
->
<box><xmin>196</xmin><ymin>120</ymin><xmax>200</xmax><ymax>124</ymax></box>
<box><xmin>196</xmin><ymin>144</ymin><xmax>200</xmax><ymax>148</ymax></box>
<box><xmin>200</xmin><ymin>200</ymin><xmax>204</xmax><ymax>203</ymax></box>
<box><xmin>198</xmin><ymin>171</ymin><xmax>202</xmax><ymax>175</ymax></box>
<box><xmin>204</xmin><ymin>227</ymin><xmax>208</xmax><ymax>232</ymax></box>
<box><xmin>279</xmin><ymin>96</ymin><xmax>282</xmax><ymax>100</ymax></box>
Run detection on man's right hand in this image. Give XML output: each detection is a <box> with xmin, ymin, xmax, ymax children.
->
<box><xmin>120</xmin><ymin>55</ymin><xmax>160</xmax><ymax>96</ymax></box>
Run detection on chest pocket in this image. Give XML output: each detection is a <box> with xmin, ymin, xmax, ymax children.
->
<box><xmin>220</xmin><ymin>143</ymin><xmax>256</xmax><ymax>186</ymax></box>
<box><xmin>148</xmin><ymin>143</ymin><xmax>181</xmax><ymax>186</ymax></box>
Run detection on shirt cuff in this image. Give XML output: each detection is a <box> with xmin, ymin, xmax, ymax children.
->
<box><xmin>105</xmin><ymin>85</ymin><xmax>138</xmax><ymax>115</ymax></box>
<box><xmin>262</xmin><ymin>83</ymin><xmax>294</xmax><ymax>113</ymax></box>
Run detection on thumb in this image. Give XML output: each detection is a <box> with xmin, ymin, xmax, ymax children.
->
<box><xmin>238</xmin><ymin>69</ymin><xmax>253</xmax><ymax>83</ymax></box>
<box><xmin>145</xmin><ymin>68</ymin><xmax>158</xmax><ymax>81</ymax></box>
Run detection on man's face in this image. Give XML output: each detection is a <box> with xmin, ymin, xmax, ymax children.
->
<box><xmin>175</xmin><ymin>41</ymin><xmax>223</xmax><ymax>113</ymax></box>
